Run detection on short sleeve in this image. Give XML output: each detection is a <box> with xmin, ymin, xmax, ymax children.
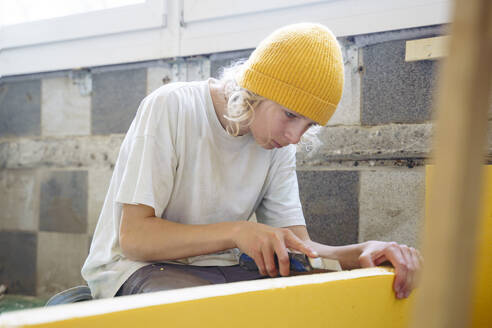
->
<box><xmin>115</xmin><ymin>88</ymin><xmax>179</xmax><ymax>218</ymax></box>
<box><xmin>255</xmin><ymin>145</ymin><xmax>306</xmax><ymax>228</ymax></box>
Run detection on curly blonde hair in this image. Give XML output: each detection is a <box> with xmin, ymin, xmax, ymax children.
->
<box><xmin>217</xmin><ymin>59</ymin><xmax>322</xmax><ymax>152</ymax></box>
<box><xmin>218</xmin><ymin>60</ymin><xmax>265</xmax><ymax>136</ymax></box>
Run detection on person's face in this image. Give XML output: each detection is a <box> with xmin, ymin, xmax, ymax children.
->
<box><xmin>249</xmin><ymin>100</ymin><xmax>317</xmax><ymax>149</ymax></box>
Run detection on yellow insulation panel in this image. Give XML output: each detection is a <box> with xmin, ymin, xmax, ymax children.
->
<box><xmin>0</xmin><ymin>268</ymin><xmax>414</xmax><ymax>328</ymax></box>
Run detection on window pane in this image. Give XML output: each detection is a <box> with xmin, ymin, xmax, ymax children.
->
<box><xmin>0</xmin><ymin>0</ymin><xmax>145</xmax><ymax>26</ymax></box>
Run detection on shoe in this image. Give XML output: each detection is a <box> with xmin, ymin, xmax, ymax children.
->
<box><xmin>45</xmin><ymin>285</ymin><xmax>92</xmax><ymax>306</ymax></box>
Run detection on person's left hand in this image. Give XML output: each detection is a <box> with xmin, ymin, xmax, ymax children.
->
<box><xmin>358</xmin><ymin>241</ymin><xmax>423</xmax><ymax>299</ymax></box>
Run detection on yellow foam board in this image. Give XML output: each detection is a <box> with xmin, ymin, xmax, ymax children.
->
<box><xmin>0</xmin><ymin>268</ymin><xmax>414</xmax><ymax>328</ymax></box>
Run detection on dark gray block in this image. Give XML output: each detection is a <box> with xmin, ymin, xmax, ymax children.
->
<box><xmin>0</xmin><ymin>231</ymin><xmax>37</xmax><ymax>295</ymax></box>
<box><xmin>0</xmin><ymin>80</ymin><xmax>41</xmax><ymax>137</ymax></box>
<box><xmin>297</xmin><ymin>170</ymin><xmax>359</xmax><ymax>246</ymax></box>
<box><xmin>40</xmin><ymin>170</ymin><xmax>88</xmax><ymax>233</ymax></box>
<box><xmin>91</xmin><ymin>68</ymin><xmax>147</xmax><ymax>134</ymax></box>
<box><xmin>361</xmin><ymin>39</ymin><xmax>438</xmax><ymax>125</ymax></box>
<box><xmin>210</xmin><ymin>49</ymin><xmax>254</xmax><ymax>79</ymax></box>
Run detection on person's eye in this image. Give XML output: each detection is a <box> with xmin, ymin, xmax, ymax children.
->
<box><xmin>285</xmin><ymin>111</ymin><xmax>297</xmax><ymax>118</ymax></box>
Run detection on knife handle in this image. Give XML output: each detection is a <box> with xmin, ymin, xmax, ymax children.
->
<box><xmin>238</xmin><ymin>252</ymin><xmax>309</xmax><ymax>273</ymax></box>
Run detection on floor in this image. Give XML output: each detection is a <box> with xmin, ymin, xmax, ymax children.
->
<box><xmin>0</xmin><ymin>295</ymin><xmax>47</xmax><ymax>315</ymax></box>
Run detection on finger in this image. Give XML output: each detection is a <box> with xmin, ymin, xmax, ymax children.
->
<box><xmin>262</xmin><ymin>245</ymin><xmax>278</xmax><ymax>277</ymax></box>
<box><xmin>284</xmin><ymin>231</ymin><xmax>318</xmax><ymax>258</ymax></box>
<box><xmin>410</xmin><ymin>247</ymin><xmax>422</xmax><ymax>287</ymax></box>
<box><xmin>252</xmin><ymin>250</ymin><xmax>267</xmax><ymax>276</ymax></box>
<box><xmin>400</xmin><ymin>245</ymin><xmax>414</xmax><ymax>298</ymax></box>
<box><xmin>374</xmin><ymin>254</ymin><xmax>388</xmax><ymax>266</ymax></box>
<box><xmin>272</xmin><ymin>238</ymin><xmax>290</xmax><ymax>277</ymax></box>
<box><xmin>382</xmin><ymin>242</ymin><xmax>408</xmax><ymax>298</ymax></box>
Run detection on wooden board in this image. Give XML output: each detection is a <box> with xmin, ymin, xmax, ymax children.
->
<box><xmin>405</xmin><ymin>36</ymin><xmax>450</xmax><ymax>61</ymax></box>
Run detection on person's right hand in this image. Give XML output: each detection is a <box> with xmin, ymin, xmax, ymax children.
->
<box><xmin>231</xmin><ymin>221</ymin><xmax>318</xmax><ymax>277</ymax></box>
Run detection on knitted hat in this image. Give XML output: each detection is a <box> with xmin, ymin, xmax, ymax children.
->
<box><xmin>238</xmin><ymin>23</ymin><xmax>344</xmax><ymax>126</ymax></box>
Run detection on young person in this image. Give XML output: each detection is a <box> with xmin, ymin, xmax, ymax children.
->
<box><xmin>82</xmin><ymin>23</ymin><xmax>422</xmax><ymax>300</ymax></box>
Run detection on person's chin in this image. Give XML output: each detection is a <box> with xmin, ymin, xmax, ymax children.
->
<box><xmin>271</xmin><ymin>140</ymin><xmax>283</xmax><ymax>148</ymax></box>
<box><xmin>263</xmin><ymin>144</ymin><xmax>275</xmax><ymax>150</ymax></box>
<box><xmin>257</xmin><ymin>140</ymin><xmax>275</xmax><ymax>150</ymax></box>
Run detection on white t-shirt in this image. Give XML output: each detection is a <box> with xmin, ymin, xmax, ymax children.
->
<box><xmin>81</xmin><ymin>79</ymin><xmax>306</xmax><ymax>299</ymax></box>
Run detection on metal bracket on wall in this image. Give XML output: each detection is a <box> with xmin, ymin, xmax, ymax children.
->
<box><xmin>70</xmin><ymin>69</ymin><xmax>92</xmax><ymax>96</ymax></box>
<box><xmin>179</xmin><ymin>0</ymin><xmax>186</xmax><ymax>28</ymax></box>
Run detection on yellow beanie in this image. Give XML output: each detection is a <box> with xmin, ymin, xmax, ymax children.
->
<box><xmin>238</xmin><ymin>23</ymin><xmax>344</xmax><ymax>126</ymax></box>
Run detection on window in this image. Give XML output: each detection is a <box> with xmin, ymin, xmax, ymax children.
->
<box><xmin>1</xmin><ymin>0</ymin><xmax>146</xmax><ymax>26</ymax></box>
<box><xmin>0</xmin><ymin>0</ymin><xmax>166</xmax><ymax>49</ymax></box>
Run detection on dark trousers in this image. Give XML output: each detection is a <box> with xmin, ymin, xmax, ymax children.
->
<box><xmin>115</xmin><ymin>263</ymin><xmax>265</xmax><ymax>296</ymax></box>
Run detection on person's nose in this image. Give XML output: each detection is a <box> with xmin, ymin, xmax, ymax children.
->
<box><xmin>284</xmin><ymin>123</ymin><xmax>305</xmax><ymax>145</ymax></box>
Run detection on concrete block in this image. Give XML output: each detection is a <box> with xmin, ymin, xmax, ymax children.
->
<box><xmin>39</xmin><ymin>170</ymin><xmax>88</xmax><ymax>233</ymax></box>
<box><xmin>353</xmin><ymin>25</ymin><xmax>444</xmax><ymax>48</ymax></box>
<box><xmin>92</xmin><ymin>68</ymin><xmax>147</xmax><ymax>135</ymax></box>
<box><xmin>186</xmin><ymin>57</ymin><xmax>211</xmax><ymax>82</ymax></box>
<box><xmin>297</xmin><ymin>123</ymin><xmax>433</xmax><ymax>166</ymax></box>
<box><xmin>0</xmin><ymin>169</ymin><xmax>38</xmax><ymax>231</ymax></box>
<box><xmin>0</xmin><ymin>231</ymin><xmax>37</xmax><ymax>295</ymax></box>
<box><xmin>359</xmin><ymin>168</ymin><xmax>425</xmax><ymax>248</ymax></box>
<box><xmin>297</xmin><ymin>170</ymin><xmax>359</xmax><ymax>246</ymax></box>
<box><xmin>147</xmin><ymin>64</ymin><xmax>174</xmax><ymax>95</ymax></box>
<box><xmin>327</xmin><ymin>41</ymin><xmax>361</xmax><ymax>126</ymax></box>
<box><xmin>41</xmin><ymin>76</ymin><xmax>90</xmax><ymax>136</ymax></box>
<box><xmin>0</xmin><ymin>135</ymin><xmax>123</xmax><ymax>169</ymax></box>
<box><xmin>361</xmin><ymin>40</ymin><xmax>437</xmax><ymax>125</ymax></box>
<box><xmin>88</xmin><ymin>168</ymin><xmax>113</xmax><ymax>235</ymax></box>
<box><xmin>210</xmin><ymin>50</ymin><xmax>253</xmax><ymax>79</ymax></box>
<box><xmin>36</xmin><ymin>231</ymin><xmax>88</xmax><ymax>298</ymax></box>
<box><xmin>0</xmin><ymin>80</ymin><xmax>41</xmax><ymax>137</ymax></box>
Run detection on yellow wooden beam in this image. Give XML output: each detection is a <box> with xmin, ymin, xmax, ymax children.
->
<box><xmin>0</xmin><ymin>268</ymin><xmax>415</xmax><ymax>328</ymax></box>
<box><xmin>470</xmin><ymin>167</ymin><xmax>492</xmax><ymax>328</ymax></box>
<box><xmin>405</xmin><ymin>36</ymin><xmax>450</xmax><ymax>62</ymax></box>
<box><xmin>426</xmin><ymin>166</ymin><xmax>492</xmax><ymax>328</ymax></box>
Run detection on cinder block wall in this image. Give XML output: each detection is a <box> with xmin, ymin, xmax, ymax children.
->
<box><xmin>0</xmin><ymin>25</ymin><xmax>445</xmax><ymax>297</ymax></box>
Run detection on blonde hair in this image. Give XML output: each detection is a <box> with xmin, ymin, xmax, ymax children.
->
<box><xmin>218</xmin><ymin>60</ymin><xmax>265</xmax><ymax>136</ymax></box>
<box><xmin>218</xmin><ymin>59</ymin><xmax>323</xmax><ymax>153</ymax></box>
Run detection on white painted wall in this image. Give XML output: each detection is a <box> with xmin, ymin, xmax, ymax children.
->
<box><xmin>0</xmin><ymin>0</ymin><xmax>452</xmax><ymax>77</ymax></box>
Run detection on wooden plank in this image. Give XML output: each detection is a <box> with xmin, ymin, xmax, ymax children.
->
<box><xmin>411</xmin><ymin>0</ymin><xmax>492</xmax><ymax>327</ymax></box>
<box><xmin>426</xmin><ymin>166</ymin><xmax>492</xmax><ymax>327</ymax></box>
<box><xmin>0</xmin><ymin>268</ymin><xmax>415</xmax><ymax>328</ymax></box>
<box><xmin>405</xmin><ymin>36</ymin><xmax>450</xmax><ymax>61</ymax></box>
